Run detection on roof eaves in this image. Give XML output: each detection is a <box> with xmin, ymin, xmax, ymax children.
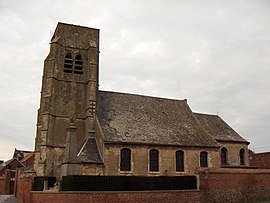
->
<box><xmin>103</xmin><ymin>141</ymin><xmax>220</xmax><ymax>148</ymax></box>
<box><xmin>216</xmin><ymin>139</ymin><xmax>250</xmax><ymax>145</ymax></box>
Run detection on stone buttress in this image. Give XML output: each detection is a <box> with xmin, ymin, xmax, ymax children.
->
<box><xmin>34</xmin><ymin>23</ymin><xmax>103</xmax><ymax>178</ymax></box>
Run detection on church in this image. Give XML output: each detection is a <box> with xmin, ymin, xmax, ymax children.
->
<box><xmin>34</xmin><ymin>22</ymin><xmax>249</xmax><ymax>181</ymax></box>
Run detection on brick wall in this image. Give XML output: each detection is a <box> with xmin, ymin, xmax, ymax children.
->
<box><xmin>249</xmin><ymin>152</ymin><xmax>270</xmax><ymax>169</ymax></box>
<box><xmin>0</xmin><ymin>169</ymin><xmax>20</xmax><ymax>195</ymax></box>
<box><xmin>0</xmin><ymin>176</ymin><xmax>5</xmax><ymax>194</ymax></box>
<box><xmin>13</xmin><ymin>168</ymin><xmax>270</xmax><ymax>203</ymax></box>
<box><xmin>31</xmin><ymin>190</ymin><xmax>202</xmax><ymax>203</ymax></box>
<box><xmin>0</xmin><ymin>170</ymin><xmax>12</xmax><ymax>194</ymax></box>
<box><xmin>16</xmin><ymin>170</ymin><xmax>33</xmax><ymax>203</ymax></box>
<box><xmin>199</xmin><ymin>168</ymin><xmax>270</xmax><ymax>203</ymax></box>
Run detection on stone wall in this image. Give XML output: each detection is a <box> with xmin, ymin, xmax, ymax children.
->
<box><xmin>103</xmin><ymin>144</ymin><xmax>220</xmax><ymax>176</ymax></box>
<box><xmin>34</xmin><ymin>23</ymin><xmax>100</xmax><ymax>178</ymax></box>
<box><xmin>218</xmin><ymin>141</ymin><xmax>249</xmax><ymax>165</ymax></box>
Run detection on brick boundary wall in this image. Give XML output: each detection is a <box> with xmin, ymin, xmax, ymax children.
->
<box><xmin>0</xmin><ymin>176</ymin><xmax>5</xmax><ymax>194</ymax></box>
<box><xmin>249</xmin><ymin>152</ymin><xmax>270</xmax><ymax>169</ymax></box>
<box><xmin>0</xmin><ymin>170</ymin><xmax>12</xmax><ymax>195</ymax></box>
<box><xmin>13</xmin><ymin>168</ymin><xmax>270</xmax><ymax>203</ymax></box>
<box><xmin>199</xmin><ymin>168</ymin><xmax>270</xmax><ymax>203</ymax></box>
<box><xmin>16</xmin><ymin>170</ymin><xmax>33</xmax><ymax>203</ymax></box>
<box><xmin>30</xmin><ymin>190</ymin><xmax>202</xmax><ymax>203</ymax></box>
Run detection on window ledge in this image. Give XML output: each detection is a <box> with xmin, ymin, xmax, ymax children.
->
<box><xmin>148</xmin><ymin>171</ymin><xmax>160</xmax><ymax>175</ymax></box>
<box><xmin>119</xmin><ymin>171</ymin><xmax>133</xmax><ymax>174</ymax></box>
<box><xmin>175</xmin><ymin>171</ymin><xmax>186</xmax><ymax>175</ymax></box>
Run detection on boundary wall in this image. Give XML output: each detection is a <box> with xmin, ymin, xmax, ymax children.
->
<box><xmin>199</xmin><ymin>168</ymin><xmax>270</xmax><ymax>203</ymax></box>
<box><xmin>7</xmin><ymin>168</ymin><xmax>270</xmax><ymax>203</ymax></box>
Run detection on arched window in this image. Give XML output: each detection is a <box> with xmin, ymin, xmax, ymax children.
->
<box><xmin>64</xmin><ymin>53</ymin><xmax>73</xmax><ymax>73</ymax></box>
<box><xmin>200</xmin><ymin>151</ymin><xmax>208</xmax><ymax>167</ymax></box>
<box><xmin>74</xmin><ymin>54</ymin><xmax>83</xmax><ymax>74</ymax></box>
<box><xmin>176</xmin><ymin>150</ymin><xmax>184</xmax><ymax>172</ymax></box>
<box><xmin>221</xmin><ymin>147</ymin><xmax>228</xmax><ymax>165</ymax></box>
<box><xmin>149</xmin><ymin>149</ymin><xmax>159</xmax><ymax>172</ymax></box>
<box><xmin>120</xmin><ymin>148</ymin><xmax>131</xmax><ymax>171</ymax></box>
<box><xmin>240</xmin><ymin>148</ymin><xmax>245</xmax><ymax>165</ymax></box>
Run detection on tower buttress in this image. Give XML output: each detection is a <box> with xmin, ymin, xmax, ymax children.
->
<box><xmin>34</xmin><ymin>23</ymin><xmax>100</xmax><ymax>178</ymax></box>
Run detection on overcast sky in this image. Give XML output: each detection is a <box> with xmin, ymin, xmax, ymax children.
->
<box><xmin>0</xmin><ymin>0</ymin><xmax>270</xmax><ymax>160</ymax></box>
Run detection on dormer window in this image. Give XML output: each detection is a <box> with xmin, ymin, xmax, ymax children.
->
<box><xmin>74</xmin><ymin>54</ymin><xmax>83</xmax><ymax>74</ymax></box>
<box><xmin>64</xmin><ymin>53</ymin><xmax>73</xmax><ymax>73</ymax></box>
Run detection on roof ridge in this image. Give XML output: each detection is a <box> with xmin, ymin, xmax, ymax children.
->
<box><xmin>99</xmin><ymin>90</ymin><xmax>186</xmax><ymax>102</ymax></box>
<box><xmin>57</xmin><ymin>22</ymin><xmax>99</xmax><ymax>31</ymax></box>
<box><xmin>193</xmin><ymin>112</ymin><xmax>219</xmax><ymax>117</ymax></box>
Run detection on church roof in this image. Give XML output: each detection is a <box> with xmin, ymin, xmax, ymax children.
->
<box><xmin>77</xmin><ymin>137</ymin><xmax>103</xmax><ymax>164</ymax></box>
<box><xmin>194</xmin><ymin>113</ymin><xmax>249</xmax><ymax>143</ymax></box>
<box><xmin>97</xmin><ymin>91</ymin><xmax>219</xmax><ymax>148</ymax></box>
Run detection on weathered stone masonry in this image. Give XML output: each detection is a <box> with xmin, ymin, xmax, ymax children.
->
<box><xmin>34</xmin><ymin>22</ymin><xmax>250</xmax><ymax>180</ymax></box>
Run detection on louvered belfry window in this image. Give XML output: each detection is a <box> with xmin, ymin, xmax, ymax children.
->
<box><xmin>64</xmin><ymin>53</ymin><xmax>73</xmax><ymax>73</ymax></box>
<box><xmin>149</xmin><ymin>149</ymin><xmax>159</xmax><ymax>172</ymax></box>
<box><xmin>74</xmin><ymin>54</ymin><xmax>83</xmax><ymax>74</ymax></box>
<box><xmin>120</xmin><ymin>148</ymin><xmax>131</xmax><ymax>171</ymax></box>
<box><xmin>176</xmin><ymin>150</ymin><xmax>184</xmax><ymax>172</ymax></box>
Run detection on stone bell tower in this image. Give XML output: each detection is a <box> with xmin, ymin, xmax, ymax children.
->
<box><xmin>34</xmin><ymin>23</ymin><xmax>100</xmax><ymax>177</ymax></box>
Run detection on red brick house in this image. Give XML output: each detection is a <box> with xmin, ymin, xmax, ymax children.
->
<box><xmin>0</xmin><ymin>149</ymin><xmax>34</xmax><ymax>195</ymax></box>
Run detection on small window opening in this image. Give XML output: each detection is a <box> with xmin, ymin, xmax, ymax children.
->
<box><xmin>120</xmin><ymin>148</ymin><xmax>131</xmax><ymax>171</ymax></box>
<box><xmin>240</xmin><ymin>148</ymin><xmax>245</xmax><ymax>165</ymax></box>
<box><xmin>64</xmin><ymin>53</ymin><xmax>73</xmax><ymax>73</ymax></box>
<box><xmin>176</xmin><ymin>150</ymin><xmax>184</xmax><ymax>172</ymax></box>
<box><xmin>149</xmin><ymin>149</ymin><xmax>159</xmax><ymax>172</ymax></box>
<box><xmin>74</xmin><ymin>54</ymin><xmax>83</xmax><ymax>74</ymax></box>
<box><xmin>221</xmin><ymin>148</ymin><xmax>228</xmax><ymax>165</ymax></box>
<box><xmin>200</xmin><ymin>151</ymin><xmax>208</xmax><ymax>167</ymax></box>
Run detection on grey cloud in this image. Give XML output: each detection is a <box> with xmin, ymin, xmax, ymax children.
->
<box><xmin>1</xmin><ymin>0</ymin><xmax>270</xmax><ymax>160</ymax></box>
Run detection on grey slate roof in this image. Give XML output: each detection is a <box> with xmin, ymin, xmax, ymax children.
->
<box><xmin>194</xmin><ymin>113</ymin><xmax>249</xmax><ymax>143</ymax></box>
<box><xmin>97</xmin><ymin>91</ymin><xmax>218</xmax><ymax>148</ymax></box>
<box><xmin>77</xmin><ymin>138</ymin><xmax>103</xmax><ymax>163</ymax></box>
